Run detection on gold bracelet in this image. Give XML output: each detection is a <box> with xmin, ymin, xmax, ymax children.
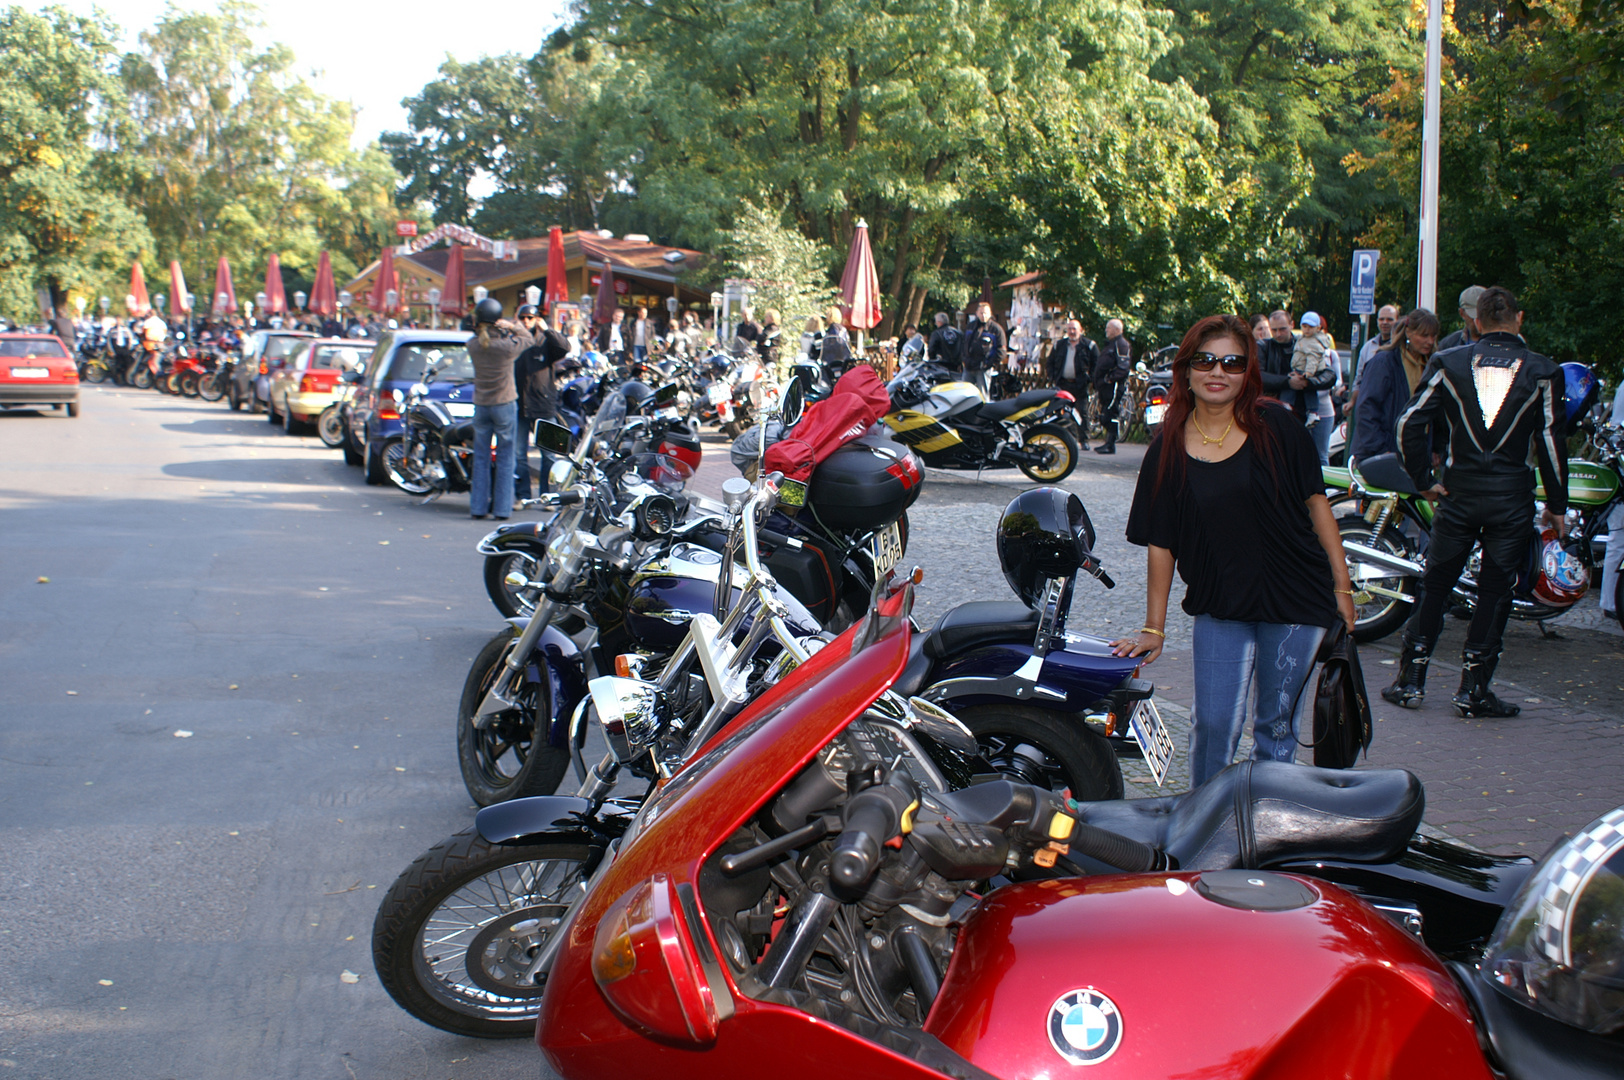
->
<box><xmin>1140</xmin><ymin>627</ymin><xmax>1165</xmax><ymax>638</ymax></box>
<box><xmin>1334</xmin><ymin>588</ymin><xmax>1355</xmax><ymax>596</ymax></box>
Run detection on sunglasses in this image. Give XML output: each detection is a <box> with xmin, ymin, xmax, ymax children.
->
<box><xmin>1189</xmin><ymin>352</ymin><xmax>1249</xmax><ymax>374</ymax></box>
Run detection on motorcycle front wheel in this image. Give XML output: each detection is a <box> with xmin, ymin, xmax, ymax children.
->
<box><xmin>198</xmin><ymin>372</ymin><xmax>226</xmax><ymax>402</ymax></box>
<box><xmin>1338</xmin><ymin>515</ymin><xmax>1416</xmax><ymax>643</ymax></box>
<box><xmin>956</xmin><ymin>704</ymin><xmax>1123</xmax><ymax>802</ymax></box>
<box><xmin>483</xmin><ymin>548</ymin><xmax>545</xmax><ymax>619</ymax></box>
<box><xmin>83</xmin><ymin>361</ymin><xmax>108</xmax><ymax>384</ymax></box>
<box><xmin>180</xmin><ymin>372</ymin><xmax>201</xmax><ymax>397</ymax></box>
<box><xmin>1018</xmin><ymin>424</ymin><xmax>1081</xmax><ymax>483</ymax></box>
<box><xmin>372</xmin><ymin>829</ymin><xmax>590</xmax><ymax>1038</ymax></box>
<box><xmin>384</xmin><ymin>439</ymin><xmax>435</xmax><ymax>495</ymax></box>
<box><xmin>130</xmin><ymin>364</ymin><xmax>154</xmax><ymax>390</ymax></box>
<box><xmin>317</xmin><ymin>404</ymin><xmax>346</xmax><ymax>447</ymax></box>
<box><xmin>457</xmin><ymin>627</ymin><xmax>572</xmax><ymax>806</ymax></box>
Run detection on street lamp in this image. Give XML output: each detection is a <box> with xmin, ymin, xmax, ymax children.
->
<box><xmin>525</xmin><ymin>285</ymin><xmax>541</xmax><ymax>308</ymax></box>
<box><xmin>74</xmin><ymin>296</ymin><xmax>86</xmax><ymax>316</ymax></box>
<box><xmin>154</xmin><ymin>293</ymin><xmax>167</xmax><ymax>314</ymax></box>
<box><xmin>99</xmin><ymin>296</ymin><xmax>110</xmax><ymax>315</ymax></box>
<box><xmin>427</xmin><ymin>287</ymin><xmax>441</xmax><ymax>330</ymax></box>
<box><xmin>385</xmin><ymin>288</ymin><xmax>398</xmax><ymax>319</ymax></box>
<box><xmin>294</xmin><ymin>290</ymin><xmax>307</xmax><ymax>311</ymax></box>
<box><xmin>255</xmin><ymin>291</ymin><xmax>268</xmax><ymax>326</ymax></box>
<box><xmin>472</xmin><ymin>285</ymin><xmax>488</xmax><ymax>304</ymax></box>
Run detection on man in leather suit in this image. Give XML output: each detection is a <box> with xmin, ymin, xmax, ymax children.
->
<box><xmin>1382</xmin><ymin>287</ymin><xmax>1567</xmax><ymax>718</ymax></box>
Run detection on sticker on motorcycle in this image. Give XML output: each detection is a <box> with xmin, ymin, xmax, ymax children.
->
<box><xmin>1127</xmin><ymin>699</ymin><xmax>1175</xmax><ymax>787</ymax></box>
<box><xmin>1048</xmin><ymin>988</ymin><xmax>1123</xmax><ymax>1066</ymax></box>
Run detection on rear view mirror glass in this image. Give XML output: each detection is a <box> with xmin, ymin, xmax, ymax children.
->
<box><xmin>534</xmin><ymin>419</ymin><xmax>573</xmax><ymax>454</ymax></box>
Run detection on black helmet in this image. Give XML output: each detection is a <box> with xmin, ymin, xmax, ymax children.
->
<box><xmin>620</xmin><ymin>380</ymin><xmax>654</xmax><ymax>411</ymax></box>
<box><xmin>515</xmin><ymin>304</ymin><xmax>540</xmax><ymax>319</ymax></box>
<box><xmin>996</xmin><ymin>487</ymin><xmax>1097</xmax><ymax>608</ymax></box>
<box><xmin>475</xmin><ymin>297</ymin><xmax>503</xmax><ymax>324</ymax></box>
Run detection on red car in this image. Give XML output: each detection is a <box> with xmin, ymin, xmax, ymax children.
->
<box><xmin>0</xmin><ymin>333</ymin><xmax>79</xmax><ymax>417</ymax></box>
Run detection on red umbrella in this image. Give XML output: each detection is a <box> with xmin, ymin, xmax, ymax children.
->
<box><xmin>839</xmin><ymin>219</ymin><xmax>882</xmax><ymax>347</ymax></box>
<box><xmin>369</xmin><ymin>246</ymin><xmax>400</xmax><ymax>314</ymax></box>
<box><xmin>169</xmin><ymin>260</ymin><xmax>190</xmax><ymax>313</ymax></box>
<box><xmin>128</xmin><ymin>262</ymin><xmax>149</xmax><ymax>315</ymax></box>
<box><xmin>439</xmin><ymin>244</ymin><xmax>467</xmax><ymax>318</ymax></box>
<box><xmin>593</xmin><ymin>259</ymin><xmax>619</xmax><ymax>325</ymax></box>
<box><xmin>263</xmin><ymin>253</ymin><xmax>287</xmax><ymax>314</ymax></box>
<box><xmin>545</xmin><ymin>226</ymin><xmax>569</xmax><ymax>307</ymax></box>
<box><xmin>212</xmin><ymin>256</ymin><xmax>237</xmax><ymax>316</ymax></box>
<box><xmin>309</xmin><ymin>251</ymin><xmax>337</xmax><ymax>317</ymax></box>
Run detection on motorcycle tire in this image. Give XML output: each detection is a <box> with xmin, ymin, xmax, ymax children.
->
<box><xmin>484</xmin><ymin>548</ymin><xmax>545</xmax><ymax>619</ymax></box>
<box><xmin>372</xmin><ymin>828</ymin><xmax>590</xmax><ymax>1038</ymax></box>
<box><xmin>317</xmin><ymin>404</ymin><xmax>346</xmax><ymax>447</ymax></box>
<box><xmin>1018</xmin><ymin>424</ymin><xmax>1081</xmax><ymax>483</ymax></box>
<box><xmin>162</xmin><ymin>372</ymin><xmax>181</xmax><ymax>395</ymax></box>
<box><xmin>384</xmin><ymin>440</ymin><xmax>435</xmax><ymax>495</ymax></box>
<box><xmin>198</xmin><ymin>373</ymin><xmax>225</xmax><ymax>402</ymax></box>
<box><xmin>228</xmin><ymin>386</ymin><xmax>243</xmax><ymax>410</ymax></box>
<box><xmin>457</xmin><ymin>626</ymin><xmax>571</xmax><ymax>806</ymax></box>
<box><xmin>343</xmin><ymin>427</ymin><xmax>364</xmax><ymax>467</ymax></box>
<box><xmin>955</xmin><ymin>704</ymin><xmax>1123</xmax><ymax>802</ymax></box>
<box><xmin>363</xmin><ymin>434</ymin><xmax>390</xmax><ymax>486</ymax></box>
<box><xmin>267</xmin><ymin>400</ymin><xmax>280</xmax><ymax>424</ymax></box>
<box><xmin>83</xmin><ymin>362</ymin><xmax>108</xmax><ymax>385</ymax></box>
<box><xmin>180</xmin><ymin>372</ymin><xmax>201</xmax><ymax>397</ymax></box>
<box><xmin>130</xmin><ymin>365</ymin><xmax>153</xmax><ymax>390</ymax></box>
<box><xmin>1338</xmin><ymin>514</ymin><xmax>1416</xmax><ymax>643</ymax></box>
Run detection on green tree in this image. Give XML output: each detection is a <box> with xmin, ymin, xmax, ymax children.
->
<box><xmin>715</xmin><ymin>199</ymin><xmax>840</xmax><ymax>327</ymax></box>
<box><xmin>0</xmin><ymin>5</ymin><xmax>149</xmax><ymax>319</ymax></box>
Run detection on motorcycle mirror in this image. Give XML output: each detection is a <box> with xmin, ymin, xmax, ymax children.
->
<box><xmin>780</xmin><ymin>378</ymin><xmax>805</xmax><ymax>428</ymax></box>
<box><xmin>652</xmin><ymin>381</ymin><xmax>679</xmax><ymax>407</ymax></box>
<box><xmin>534</xmin><ymin>419</ymin><xmax>573</xmax><ymax>455</ymax></box>
<box><xmin>409</xmin><ymin>382</ymin><xmax>428</xmax><ymax>398</ymax></box>
<box><xmin>1352</xmin><ymin>453</ymin><xmax>1421</xmax><ymax>496</ymax></box>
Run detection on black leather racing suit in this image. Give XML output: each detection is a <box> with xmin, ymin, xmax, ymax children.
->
<box><xmin>1394</xmin><ymin>331</ymin><xmax>1568</xmax><ymax>652</ymax></box>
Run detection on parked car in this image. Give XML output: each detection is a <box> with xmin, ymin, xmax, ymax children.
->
<box><xmin>266</xmin><ymin>338</ymin><xmax>373</xmax><ymax>434</ymax></box>
<box><xmin>343</xmin><ymin>331</ymin><xmax>475</xmax><ymax>485</ymax></box>
<box><xmin>229</xmin><ymin>330</ymin><xmax>315</xmax><ymax>412</ymax></box>
<box><xmin>0</xmin><ymin>333</ymin><xmax>79</xmax><ymax>417</ymax></box>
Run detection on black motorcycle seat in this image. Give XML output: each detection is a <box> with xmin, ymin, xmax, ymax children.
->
<box><xmin>445</xmin><ymin>419</ymin><xmax>474</xmax><ymax>442</ymax></box>
<box><xmin>922</xmin><ymin>601</ymin><xmax>1039</xmax><ymax>662</ymax></box>
<box><xmin>1452</xmin><ymin>961</ymin><xmax>1624</xmax><ymax>1080</ymax></box>
<box><xmin>1073</xmin><ymin>760</ymin><xmax>1424</xmax><ymax>871</ymax></box>
<box><xmin>976</xmin><ymin>388</ymin><xmax>1058</xmax><ymax>422</ymax></box>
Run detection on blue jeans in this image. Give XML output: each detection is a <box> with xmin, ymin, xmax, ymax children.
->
<box><xmin>514</xmin><ymin>414</ymin><xmax>533</xmax><ymax>500</ymax></box>
<box><xmin>1189</xmin><ymin>616</ymin><xmax>1326</xmax><ymax>788</ymax></box>
<box><xmin>470</xmin><ymin>400</ymin><xmax>517</xmax><ymax>518</ymax></box>
<box><xmin>1310</xmin><ymin>408</ymin><xmax>1333</xmax><ymax>464</ymax></box>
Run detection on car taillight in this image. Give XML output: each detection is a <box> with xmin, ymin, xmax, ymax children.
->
<box><xmin>591</xmin><ymin>875</ymin><xmax>731</xmax><ymax>1044</ymax></box>
<box><xmin>258</xmin><ymin>361</ymin><xmax>268</xmax><ymax>375</ymax></box>
<box><xmin>378</xmin><ymin>402</ymin><xmax>399</xmax><ymax>420</ymax></box>
<box><xmin>300</xmin><ymin>375</ymin><xmax>319</xmax><ymax>393</ymax></box>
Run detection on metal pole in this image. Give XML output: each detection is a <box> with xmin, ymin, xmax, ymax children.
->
<box><xmin>1416</xmin><ymin>0</ymin><xmax>1443</xmax><ymax>311</ymax></box>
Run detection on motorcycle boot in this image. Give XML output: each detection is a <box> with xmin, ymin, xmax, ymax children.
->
<box><xmin>1380</xmin><ymin>633</ymin><xmax>1433</xmax><ymax>708</ymax></box>
<box><xmin>1094</xmin><ymin>416</ymin><xmax>1118</xmax><ymax>455</ymax></box>
<box><xmin>1452</xmin><ymin>644</ymin><xmax>1521</xmax><ymax>718</ymax></box>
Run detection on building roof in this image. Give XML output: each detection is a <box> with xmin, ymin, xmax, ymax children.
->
<box><xmin>997</xmin><ymin>270</ymin><xmax>1045</xmax><ymax>289</ymax></box>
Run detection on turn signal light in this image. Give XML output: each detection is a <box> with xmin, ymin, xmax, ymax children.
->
<box><xmin>591</xmin><ymin>875</ymin><xmax>729</xmax><ymax>1044</ymax></box>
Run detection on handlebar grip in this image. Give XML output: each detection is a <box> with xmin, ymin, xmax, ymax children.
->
<box><xmin>1067</xmin><ymin>819</ymin><xmax>1171</xmax><ymax>873</ymax></box>
<box><xmin>829</xmin><ymin>789</ymin><xmax>905</xmax><ymax>892</ymax></box>
<box><xmin>758</xmin><ymin>528</ymin><xmax>800</xmax><ymax>549</ymax></box>
<box><xmin>556</xmin><ymin>490</ymin><xmax>584</xmax><ymax>506</ymax></box>
<box><xmin>1096</xmin><ymin>570</ymin><xmax>1115</xmax><ymax>590</ymax></box>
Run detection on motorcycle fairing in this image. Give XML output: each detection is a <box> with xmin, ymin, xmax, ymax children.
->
<box><xmin>1453</xmin><ymin>961</ymin><xmax>1624</xmax><ymax>1080</ymax></box>
<box><xmin>925</xmin><ymin>872</ymin><xmax>1494</xmax><ymax>1080</ymax></box>
<box><xmin>1537</xmin><ymin>458</ymin><xmax>1619</xmax><ymax>508</ymax></box>
<box><xmin>883</xmin><ymin>409</ymin><xmax>965</xmax><ymax>453</ymax></box>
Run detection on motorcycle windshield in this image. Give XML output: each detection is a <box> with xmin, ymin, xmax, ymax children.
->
<box><xmin>627</xmin><ymin>453</ymin><xmax>694</xmax><ymax>496</ymax></box>
<box><xmin>582</xmin><ymin>390</ymin><xmax>627</xmax><ymax>459</ymax></box>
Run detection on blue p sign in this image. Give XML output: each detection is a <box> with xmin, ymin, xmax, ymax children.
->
<box><xmin>1349</xmin><ymin>250</ymin><xmax>1380</xmax><ymax>315</ymax></box>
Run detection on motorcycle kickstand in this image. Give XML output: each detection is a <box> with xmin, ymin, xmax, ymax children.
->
<box><xmin>1536</xmin><ymin>620</ymin><xmax>1562</xmax><ymax>640</ymax></box>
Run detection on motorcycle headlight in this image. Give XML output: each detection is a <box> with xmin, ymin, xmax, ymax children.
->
<box><xmin>588</xmin><ymin>675</ymin><xmax>668</xmax><ymax>763</ymax></box>
<box><xmin>549</xmin><ymin>458</ymin><xmax>577</xmax><ymax>486</ymax></box>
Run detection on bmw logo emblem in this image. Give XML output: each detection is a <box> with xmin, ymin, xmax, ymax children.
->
<box><xmin>1048</xmin><ymin>988</ymin><xmax>1123</xmax><ymax>1066</ymax></box>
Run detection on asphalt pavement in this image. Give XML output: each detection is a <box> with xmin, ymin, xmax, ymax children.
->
<box><xmin>2</xmin><ymin>387</ymin><xmax>1622</xmax><ymax>1078</ymax></box>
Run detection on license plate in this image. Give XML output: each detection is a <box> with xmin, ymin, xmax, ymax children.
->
<box><xmin>10</xmin><ymin>367</ymin><xmax>47</xmax><ymax>378</ymax></box>
<box><xmin>1127</xmin><ymin>700</ymin><xmax>1175</xmax><ymax>787</ymax></box>
<box><xmin>445</xmin><ymin>402</ymin><xmax>475</xmax><ymax>418</ymax></box>
<box><xmin>1144</xmin><ymin>403</ymin><xmax>1167</xmax><ymax>426</ymax></box>
<box><xmin>870</xmin><ymin>522</ymin><xmax>904</xmax><ymax>576</ymax></box>
<box><xmin>707</xmin><ymin>384</ymin><xmax>731</xmax><ymax>405</ymax></box>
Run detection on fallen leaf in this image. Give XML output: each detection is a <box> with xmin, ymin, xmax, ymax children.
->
<box><xmin>98</xmin><ymin>979</ymin><xmax>113</xmax><ymax>986</ymax></box>
<box><xmin>345</xmin><ymin>935</ymin><xmax>355</xmax><ymax>941</ymax></box>
<box><xmin>66</xmin><ymin>690</ymin><xmax>77</xmax><ymax>696</ymax></box>
<box><xmin>228</xmin><ymin>831</ymin><xmax>239</xmax><ymax>836</ymax></box>
<box><xmin>318</xmin><ymin>586</ymin><xmax>329</xmax><ymax>591</ymax></box>
<box><xmin>378</xmin><ymin>540</ymin><xmax>389</xmax><ymax>545</ymax></box>
<box><xmin>340</xmin><ymin>970</ymin><xmax>360</xmax><ymax>984</ymax></box>
<box><xmin>394</xmin><ymin>766</ymin><xmax>406</xmax><ymax>772</ymax></box>
<box><xmin>174</xmin><ymin>730</ymin><xmax>193</xmax><ymax>738</ymax></box>
<box><xmin>37</xmin><ymin>576</ymin><xmax>49</xmax><ymax>584</ymax></box>
<box><xmin>228</xmin><ymin>684</ymin><xmax>239</xmax><ymax>690</ymax></box>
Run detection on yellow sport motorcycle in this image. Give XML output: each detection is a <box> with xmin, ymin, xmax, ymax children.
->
<box><xmin>882</xmin><ymin>360</ymin><xmax>1083</xmax><ymax>481</ymax></box>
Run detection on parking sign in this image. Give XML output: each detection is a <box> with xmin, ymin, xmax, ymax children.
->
<box><xmin>1349</xmin><ymin>249</ymin><xmax>1380</xmax><ymax>314</ymax></box>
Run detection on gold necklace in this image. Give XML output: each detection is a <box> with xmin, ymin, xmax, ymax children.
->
<box><xmin>1191</xmin><ymin>414</ymin><xmax>1234</xmax><ymax>446</ymax></box>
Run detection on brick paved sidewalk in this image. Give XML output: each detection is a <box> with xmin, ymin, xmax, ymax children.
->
<box><xmin>1124</xmin><ymin>640</ymin><xmax>1624</xmax><ymax>856</ymax></box>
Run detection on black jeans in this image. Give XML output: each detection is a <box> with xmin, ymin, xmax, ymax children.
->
<box><xmin>1055</xmin><ymin>379</ymin><xmax>1089</xmax><ymax>439</ymax></box>
<box><xmin>1407</xmin><ymin>487</ymin><xmax>1535</xmax><ymax>652</ymax></box>
<box><xmin>1096</xmin><ymin>381</ymin><xmax>1124</xmax><ymax>443</ymax></box>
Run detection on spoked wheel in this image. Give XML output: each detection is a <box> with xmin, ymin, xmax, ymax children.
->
<box><xmin>484</xmin><ymin>548</ymin><xmax>546</xmax><ymax>619</ymax></box>
<box><xmin>198</xmin><ymin>372</ymin><xmax>226</xmax><ymax>402</ymax></box>
<box><xmin>317</xmin><ymin>404</ymin><xmax>346</xmax><ymax>447</ymax></box>
<box><xmin>83</xmin><ymin>362</ymin><xmax>108</xmax><ymax>384</ymax></box>
<box><xmin>130</xmin><ymin>364</ymin><xmax>154</xmax><ymax>390</ymax></box>
<box><xmin>1338</xmin><ymin>515</ymin><xmax>1417</xmax><ymax>643</ymax></box>
<box><xmin>384</xmin><ymin>439</ymin><xmax>435</xmax><ymax>494</ymax></box>
<box><xmin>372</xmin><ymin>830</ymin><xmax>590</xmax><ymax>1038</ymax></box>
<box><xmin>180</xmin><ymin>372</ymin><xmax>201</xmax><ymax>397</ymax></box>
<box><xmin>457</xmin><ymin>627</ymin><xmax>571</xmax><ymax>805</ymax></box>
<box><xmin>1019</xmin><ymin>424</ymin><xmax>1080</xmax><ymax>482</ymax></box>
<box><xmin>956</xmin><ymin>704</ymin><xmax>1123</xmax><ymax>802</ymax></box>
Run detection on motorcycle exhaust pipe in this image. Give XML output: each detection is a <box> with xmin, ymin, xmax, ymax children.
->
<box><xmin>1341</xmin><ymin>540</ymin><xmax>1422</xmax><ymax>577</ymax></box>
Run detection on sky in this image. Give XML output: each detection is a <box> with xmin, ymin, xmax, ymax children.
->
<box><xmin>60</xmin><ymin>0</ymin><xmax>572</xmax><ymax>146</ymax></box>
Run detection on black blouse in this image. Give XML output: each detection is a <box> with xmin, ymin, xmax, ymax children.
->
<box><xmin>1126</xmin><ymin>403</ymin><xmax>1337</xmax><ymax>628</ymax></box>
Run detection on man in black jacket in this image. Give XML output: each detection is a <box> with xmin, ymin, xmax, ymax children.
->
<box><xmin>513</xmin><ymin>308</ymin><xmax>572</xmax><ymax>499</ymax></box>
<box><xmin>1092</xmin><ymin>319</ymin><xmax>1131</xmax><ymax>453</ymax></box>
<box><xmin>927</xmin><ymin>312</ymin><xmax>963</xmax><ymax>369</ymax></box>
<box><xmin>962</xmin><ymin>302</ymin><xmax>1004</xmax><ymax>394</ymax></box>
<box><xmin>1257</xmin><ymin>310</ymin><xmax>1297</xmax><ymax>395</ymax></box>
<box><xmin>1047</xmin><ymin>318</ymin><xmax>1096</xmax><ymax>448</ymax></box>
<box><xmin>1382</xmin><ymin>287</ymin><xmax>1566</xmax><ymax>718</ymax></box>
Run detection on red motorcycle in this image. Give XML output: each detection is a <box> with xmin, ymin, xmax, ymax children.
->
<box><xmin>381</xmin><ymin>574</ymin><xmax>1624</xmax><ymax>1078</ymax></box>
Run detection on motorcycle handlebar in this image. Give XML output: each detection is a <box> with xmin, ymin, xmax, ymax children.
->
<box><xmin>830</xmin><ymin>780</ymin><xmax>917</xmax><ymax>892</ymax></box>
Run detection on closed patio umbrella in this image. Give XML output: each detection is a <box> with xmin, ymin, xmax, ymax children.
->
<box><xmin>369</xmin><ymin>247</ymin><xmax>399</xmax><ymax>315</ymax></box>
<box><xmin>212</xmin><ymin>257</ymin><xmax>236</xmax><ymax>317</ymax></box>
<box><xmin>309</xmin><ymin>251</ymin><xmax>337</xmax><ymax>317</ymax></box>
<box><xmin>439</xmin><ymin>244</ymin><xmax>467</xmax><ymax>319</ymax></box>
<box><xmin>169</xmin><ymin>261</ymin><xmax>191</xmax><ymax>314</ymax></box>
<box><xmin>839</xmin><ymin>219</ymin><xmax>882</xmax><ymax>352</ymax></box>
<box><xmin>128</xmin><ymin>262</ymin><xmax>149</xmax><ymax>315</ymax></box>
<box><xmin>593</xmin><ymin>259</ymin><xmax>619</xmax><ymax>326</ymax></box>
<box><xmin>545</xmin><ymin>227</ymin><xmax>569</xmax><ymax>309</ymax></box>
<box><xmin>263</xmin><ymin>253</ymin><xmax>287</xmax><ymax>315</ymax></box>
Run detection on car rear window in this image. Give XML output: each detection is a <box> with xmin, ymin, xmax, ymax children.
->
<box><xmin>383</xmin><ymin>344</ymin><xmax>473</xmax><ymax>383</ymax></box>
<box><xmin>264</xmin><ymin>336</ymin><xmax>308</xmax><ymax>362</ymax></box>
<box><xmin>311</xmin><ymin>345</ymin><xmax>369</xmax><ymax>370</ymax></box>
<box><xmin>0</xmin><ymin>339</ymin><xmax>68</xmax><ymax>358</ymax></box>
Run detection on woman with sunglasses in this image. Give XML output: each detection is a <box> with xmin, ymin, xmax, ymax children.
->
<box><xmin>1112</xmin><ymin>314</ymin><xmax>1357</xmax><ymax>788</ymax></box>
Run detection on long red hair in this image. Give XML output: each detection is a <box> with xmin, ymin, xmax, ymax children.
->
<box><xmin>1153</xmin><ymin>313</ymin><xmax>1278</xmax><ymax>494</ymax></box>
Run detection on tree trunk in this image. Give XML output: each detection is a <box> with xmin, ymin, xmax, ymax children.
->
<box><xmin>877</xmin><ymin>207</ymin><xmax>917</xmax><ymax>339</ymax></box>
<box><xmin>904</xmin><ymin>233</ymin><xmax>949</xmax><ymax>330</ymax></box>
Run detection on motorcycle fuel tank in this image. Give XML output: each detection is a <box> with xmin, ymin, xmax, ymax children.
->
<box><xmin>925</xmin><ymin>871</ymin><xmax>1493</xmax><ymax>1080</ymax></box>
<box><xmin>1537</xmin><ymin>457</ymin><xmax>1618</xmax><ymax>507</ymax></box>
<box><xmin>625</xmin><ymin>543</ymin><xmax>821</xmax><ymax>648</ymax></box>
